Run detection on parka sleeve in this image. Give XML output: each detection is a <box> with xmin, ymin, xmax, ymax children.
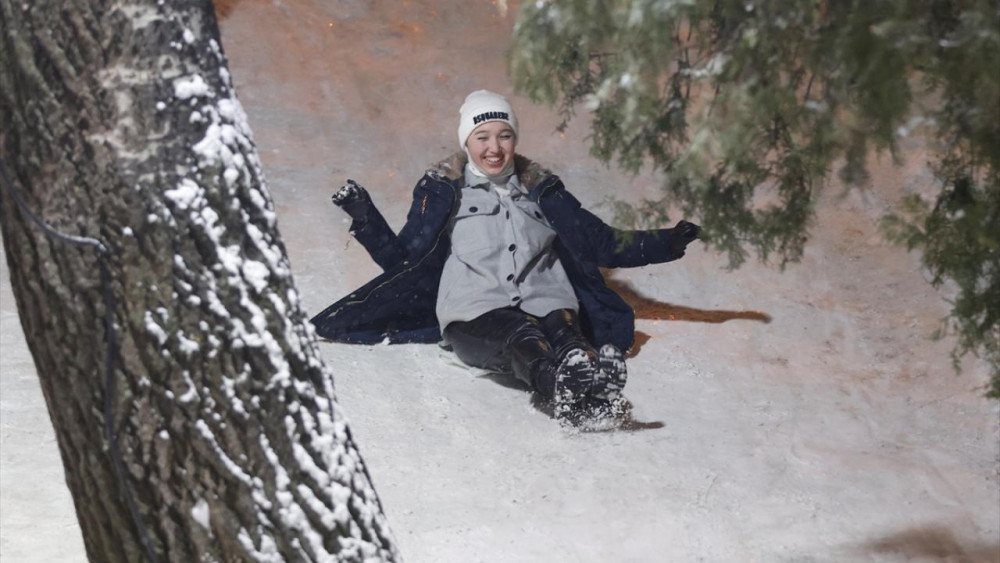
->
<box><xmin>349</xmin><ymin>177</ymin><xmax>450</xmax><ymax>271</ymax></box>
<box><xmin>347</xmin><ymin>201</ymin><xmax>406</xmax><ymax>271</ymax></box>
<box><xmin>548</xmin><ymin>187</ymin><xmax>689</xmax><ymax>268</ymax></box>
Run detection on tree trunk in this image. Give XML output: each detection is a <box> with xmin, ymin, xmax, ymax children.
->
<box><xmin>0</xmin><ymin>1</ymin><xmax>400</xmax><ymax>561</ymax></box>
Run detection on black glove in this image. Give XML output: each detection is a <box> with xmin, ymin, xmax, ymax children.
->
<box><xmin>671</xmin><ymin>220</ymin><xmax>701</xmax><ymax>253</ymax></box>
<box><xmin>673</xmin><ymin>220</ymin><xmax>701</xmax><ymax>244</ymax></box>
<box><xmin>332</xmin><ymin>179</ymin><xmax>372</xmax><ymax>222</ymax></box>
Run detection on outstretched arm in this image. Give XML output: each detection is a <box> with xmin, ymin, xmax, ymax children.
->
<box><xmin>331</xmin><ymin>177</ymin><xmax>452</xmax><ymax>271</ymax></box>
<box><xmin>545</xmin><ymin>187</ymin><xmax>700</xmax><ymax>268</ymax></box>
<box><xmin>331</xmin><ymin>179</ymin><xmax>406</xmax><ymax>271</ymax></box>
<box><xmin>587</xmin><ymin>210</ymin><xmax>700</xmax><ymax>268</ymax></box>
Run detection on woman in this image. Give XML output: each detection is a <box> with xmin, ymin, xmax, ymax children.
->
<box><xmin>311</xmin><ymin>90</ymin><xmax>700</xmax><ymax>424</ymax></box>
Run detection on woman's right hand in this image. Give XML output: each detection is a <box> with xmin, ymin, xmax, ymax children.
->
<box><xmin>332</xmin><ymin>179</ymin><xmax>372</xmax><ymax>221</ymax></box>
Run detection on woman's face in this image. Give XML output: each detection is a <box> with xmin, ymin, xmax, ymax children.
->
<box><xmin>466</xmin><ymin>121</ymin><xmax>516</xmax><ymax>176</ymax></box>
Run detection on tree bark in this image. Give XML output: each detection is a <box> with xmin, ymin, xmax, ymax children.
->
<box><xmin>0</xmin><ymin>1</ymin><xmax>400</xmax><ymax>561</ymax></box>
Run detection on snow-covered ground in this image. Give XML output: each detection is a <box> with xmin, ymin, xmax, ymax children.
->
<box><xmin>2</xmin><ymin>1</ymin><xmax>998</xmax><ymax>561</ymax></box>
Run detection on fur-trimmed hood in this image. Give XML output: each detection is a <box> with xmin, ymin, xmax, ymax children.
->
<box><xmin>427</xmin><ymin>152</ymin><xmax>554</xmax><ymax>192</ymax></box>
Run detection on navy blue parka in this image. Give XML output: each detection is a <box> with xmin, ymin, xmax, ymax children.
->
<box><xmin>310</xmin><ymin>153</ymin><xmax>689</xmax><ymax>352</ymax></box>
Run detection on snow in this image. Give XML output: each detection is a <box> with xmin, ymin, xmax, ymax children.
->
<box><xmin>241</xmin><ymin>260</ymin><xmax>270</xmax><ymax>293</ymax></box>
<box><xmin>216</xmin><ymin>244</ymin><xmax>242</xmax><ymax>275</ymax></box>
<box><xmin>258</xmin><ymin>431</ymin><xmax>346</xmax><ymax>559</ymax></box>
<box><xmin>805</xmin><ymin>100</ymin><xmax>830</xmax><ymax>113</ymax></box>
<box><xmin>1</xmin><ymin>2</ymin><xmax>997</xmax><ymax>562</ymax></box>
<box><xmin>174</xmin><ymin>370</ymin><xmax>200</xmax><ymax>404</ymax></box>
<box><xmin>685</xmin><ymin>53</ymin><xmax>729</xmax><ymax>79</ymax></box>
<box><xmin>119</xmin><ymin>4</ymin><xmax>165</xmax><ymax>30</ymax></box>
<box><xmin>896</xmin><ymin>116</ymin><xmax>929</xmax><ymax>138</ymax></box>
<box><xmin>191</xmin><ymin>498</ymin><xmax>210</xmax><ymax>529</ymax></box>
<box><xmin>210</xmin><ymin>2</ymin><xmax>993</xmax><ymax>561</ymax></box>
<box><xmin>223</xmin><ymin>166</ymin><xmax>240</xmax><ymax>185</ymax></box>
<box><xmin>238</xmin><ymin>527</ymin><xmax>283</xmax><ymax>563</ymax></box>
<box><xmin>221</xmin><ymin>377</ymin><xmax>249</xmax><ymax>417</ymax></box>
<box><xmin>194</xmin><ymin>420</ymin><xmax>253</xmax><ymax>486</ymax></box>
<box><xmin>143</xmin><ymin>311</ymin><xmax>168</xmax><ymax>345</ymax></box>
<box><xmin>173</xmin><ymin>74</ymin><xmax>210</xmax><ymax>100</ymax></box>
<box><xmin>164</xmin><ymin>178</ymin><xmax>202</xmax><ymax>210</ymax></box>
<box><xmin>176</xmin><ymin>332</ymin><xmax>200</xmax><ymax>355</ymax></box>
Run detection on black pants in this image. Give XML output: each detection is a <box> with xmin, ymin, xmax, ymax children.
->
<box><xmin>443</xmin><ymin>307</ymin><xmax>595</xmax><ymax>398</ymax></box>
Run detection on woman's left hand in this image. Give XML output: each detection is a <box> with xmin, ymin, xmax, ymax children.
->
<box><xmin>673</xmin><ymin>220</ymin><xmax>701</xmax><ymax>246</ymax></box>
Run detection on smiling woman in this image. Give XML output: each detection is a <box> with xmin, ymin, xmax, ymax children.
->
<box><xmin>459</xmin><ymin>91</ymin><xmax>518</xmax><ymax>178</ymax></box>
<box><xmin>310</xmin><ymin>90</ymin><xmax>702</xmax><ymax>428</ymax></box>
<box><xmin>466</xmin><ymin>122</ymin><xmax>516</xmax><ymax>177</ymax></box>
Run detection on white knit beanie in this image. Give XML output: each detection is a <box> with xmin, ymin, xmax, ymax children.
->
<box><xmin>457</xmin><ymin>90</ymin><xmax>519</xmax><ymax>149</ymax></box>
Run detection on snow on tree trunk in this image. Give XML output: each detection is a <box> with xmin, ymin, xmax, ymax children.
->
<box><xmin>0</xmin><ymin>1</ymin><xmax>399</xmax><ymax>561</ymax></box>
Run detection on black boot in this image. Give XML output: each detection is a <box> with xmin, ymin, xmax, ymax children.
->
<box><xmin>506</xmin><ymin>317</ymin><xmax>595</xmax><ymax>420</ymax></box>
<box><xmin>594</xmin><ymin>343</ymin><xmax>628</xmax><ymax>401</ymax></box>
<box><xmin>551</xmin><ymin>349</ymin><xmax>599</xmax><ymax>421</ymax></box>
<box><xmin>540</xmin><ymin>310</ymin><xmax>599</xmax><ymax>420</ymax></box>
<box><xmin>576</xmin><ymin>344</ymin><xmax>630</xmax><ymax>424</ymax></box>
<box><xmin>506</xmin><ymin>317</ymin><xmax>559</xmax><ymax>400</ymax></box>
<box><xmin>540</xmin><ymin>309</ymin><xmax>595</xmax><ymax>361</ymax></box>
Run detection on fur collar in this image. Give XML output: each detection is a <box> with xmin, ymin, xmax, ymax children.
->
<box><xmin>427</xmin><ymin>152</ymin><xmax>553</xmax><ymax>191</ymax></box>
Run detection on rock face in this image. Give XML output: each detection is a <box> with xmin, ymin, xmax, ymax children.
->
<box><xmin>0</xmin><ymin>2</ymin><xmax>397</xmax><ymax>561</ymax></box>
